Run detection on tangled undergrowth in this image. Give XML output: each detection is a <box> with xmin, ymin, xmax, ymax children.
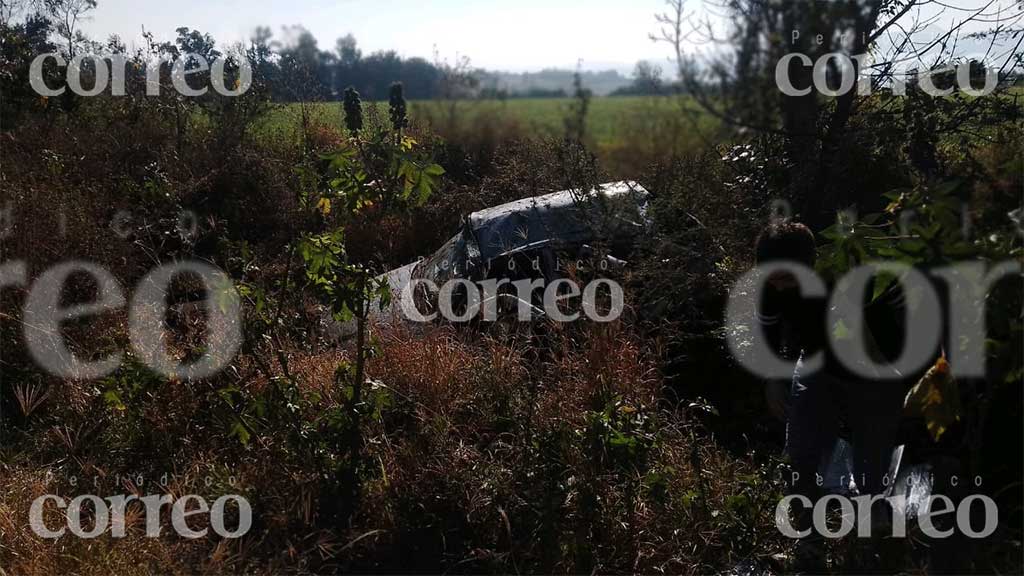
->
<box><xmin>0</xmin><ymin>95</ymin><xmax>789</xmax><ymax>575</ymax></box>
<box><xmin>0</xmin><ymin>318</ymin><xmax>788</xmax><ymax>574</ymax></box>
<box><xmin>1</xmin><ymin>68</ymin><xmax>1020</xmax><ymax>574</ymax></box>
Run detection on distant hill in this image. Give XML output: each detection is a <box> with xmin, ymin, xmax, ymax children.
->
<box><xmin>478</xmin><ymin>68</ymin><xmax>633</xmax><ymax>97</ymax></box>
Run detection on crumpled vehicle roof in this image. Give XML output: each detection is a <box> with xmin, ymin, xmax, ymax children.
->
<box><xmin>327</xmin><ymin>181</ymin><xmax>650</xmax><ymax>338</ymax></box>
<box><xmin>415</xmin><ymin>180</ymin><xmax>649</xmax><ymax>284</ymax></box>
<box><xmin>467</xmin><ymin>180</ymin><xmax>649</xmax><ymax>265</ymax></box>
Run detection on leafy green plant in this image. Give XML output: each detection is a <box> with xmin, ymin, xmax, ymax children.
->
<box><xmin>296</xmin><ymin>82</ymin><xmax>443</xmax><ymax>520</ymax></box>
<box><xmin>100</xmin><ymin>355</ymin><xmax>165</xmax><ymax>413</ymax></box>
<box><xmin>579</xmin><ymin>397</ymin><xmax>657</xmax><ymax>473</ymax></box>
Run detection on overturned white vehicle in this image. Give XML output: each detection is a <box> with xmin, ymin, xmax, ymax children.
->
<box><xmin>327</xmin><ymin>181</ymin><xmax>650</xmax><ymax>336</ymax></box>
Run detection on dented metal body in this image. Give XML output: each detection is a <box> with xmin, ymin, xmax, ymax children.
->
<box><xmin>325</xmin><ymin>181</ymin><xmax>649</xmax><ymax>337</ymax></box>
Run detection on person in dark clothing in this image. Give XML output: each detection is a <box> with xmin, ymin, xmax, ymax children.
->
<box><xmin>754</xmin><ymin>220</ymin><xmax>909</xmax><ymax>570</ymax></box>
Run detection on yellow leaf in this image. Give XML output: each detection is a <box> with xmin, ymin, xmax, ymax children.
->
<box><xmin>316</xmin><ymin>197</ymin><xmax>331</xmax><ymax>216</ymax></box>
<box><xmin>904</xmin><ymin>355</ymin><xmax>961</xmax><ymax>442</ymax></box>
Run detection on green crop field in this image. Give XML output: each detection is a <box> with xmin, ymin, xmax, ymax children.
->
<box><xmin>258</xmin><ymin>96</ymin><xmax>722</xmax><ymax>173</ymax></box>
<box><xmin>254</xmin><ymin>89</ymin><xmax>1024</xmax><ymax>175</ymax></box>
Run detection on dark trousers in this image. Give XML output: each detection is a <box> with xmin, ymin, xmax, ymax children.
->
<box><xmin>787</xmin><ymin>356</ymin><xmax>905</xmax><ymax>523</ymax></box>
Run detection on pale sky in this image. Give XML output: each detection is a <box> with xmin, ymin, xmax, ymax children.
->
<box><xmin>78</xmin><ymin>0</ymin><xmax>677</xmax><ymax>73</ymax></box>
<box><xmin>73</xmin><ymin>0</ymin><xmax>1018</xmax><ymax>74</ymax></box>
